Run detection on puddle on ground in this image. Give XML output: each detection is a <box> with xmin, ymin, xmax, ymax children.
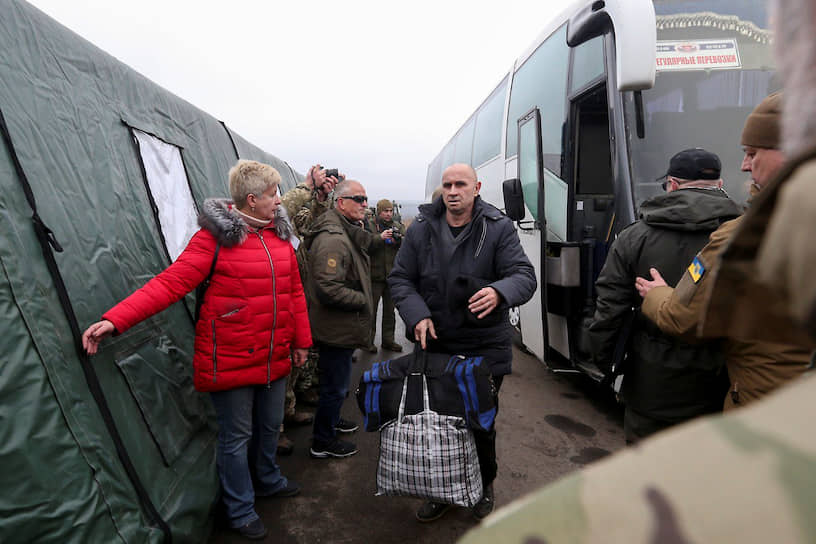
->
<box><xmin>569</xmin><ymin>447</ymin><xmax>611</xmax><ymax>465</ymax></box>
<box><xmin>544</xmin><ymin>414</ymin><xmax>596</xmax><ymax>437</ymax></box>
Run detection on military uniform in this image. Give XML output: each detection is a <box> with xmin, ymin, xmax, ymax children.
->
<box><xmin>369</xmin><ymin>211</ymin><xmax>404</xmax><ymax>349</ymax></box>
<box><xmin>281</xmin><ymin>181</ymin><xmax>334</xmax><ymax>238</ymax></box>
<box><xmin>458</xmin><ymin>371</ymin><xmax>816</xmax><ymax>544</ymax></box>
<box><xmin>280</xmin><ymin>183</ymin><xmax>333</xmax><ymax>419</ymax></box>
<box><xmin>643</xmin><ymin>216</ymin><xmax>812</xmax><ymax>409</ymax></box>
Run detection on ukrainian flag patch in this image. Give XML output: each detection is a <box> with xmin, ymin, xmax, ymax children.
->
<box><xmin>688</xmin><ymin>256</ymin><xmax>705</xmax><ymax>283</ymax></box>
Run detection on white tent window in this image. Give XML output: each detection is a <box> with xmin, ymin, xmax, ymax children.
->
<box><xmin>132</xmin><ymin>129</ymin><xmax>198</xmax><ymax>261</ymax></box>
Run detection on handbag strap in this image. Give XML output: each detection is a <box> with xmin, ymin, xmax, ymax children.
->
<box><xmin>397</xmin><ymin>377</ymin><xmax>409</xmax><ymax>420</ymax></box>
<box><xmin>396</xmin><ymin>374</ymin><xmax>432</xmax><ymax>420</ymax></box>
<box><xmin>421</xmin><ymin>374</ymin><xmax>430</xmax><ymax>412</ymax></box>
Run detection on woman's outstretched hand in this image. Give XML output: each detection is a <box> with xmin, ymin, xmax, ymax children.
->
<box><xmin>82</xmin><ymin>319</ymin><xmax>115</xmax><ymax>355</ymax></box>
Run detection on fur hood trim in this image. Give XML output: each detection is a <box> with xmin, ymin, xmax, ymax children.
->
<box><xmin>198</xmin><ymin>198</ymin><xmax>294</xmax><ymax>247</ymax></box>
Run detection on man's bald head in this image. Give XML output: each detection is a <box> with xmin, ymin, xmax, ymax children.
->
<box><xmin>441</xmin><ymin>163</ymin><xmax>481</xmax><ymax>224</ymax></box>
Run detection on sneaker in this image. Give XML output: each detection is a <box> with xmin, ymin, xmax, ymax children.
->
<box><xmin>382</xmin><ymin>341</ymin><xmax>403</xmax><ymax>352</ymax></box>
<box><xmin>334</xmin><ymin>418</ymin><xmax>359</xmax><ymax>433</ymax></box>
<box><xmin>365</xmin><ymin>344</ymin><xmax>378</xmax><ymax>353</ymax></box>
<box><xmin>284</xmin><ymin>410</ymin><xmax>314</xmax><ymax>426</ymax></box>
<box><xmin>416</xmin><ymin>501</ymin><xmax>453</xmax><ymax>522</ymax></box>
<box><xmin>472</xmin><ymin>484</ymin><xmax>494</xmax><ymax>520</ymax></box>
<box><xmin>310</xmin><ymin>438</ymin><xmax>358</xmax><ymax>458</ymax></box>
<box><xmin>235</xmin><ymin>518</ymin><xmax>268</xmax><ymax>540</ymax></box>
<box><xmin>257</xmin><ymin>479</ymin><xmax>300</xmax><ymax>498</ymax></box>
<box><xmin>277</xmin><ymin>434</ymin><xmax>294</xmax><ymax>456</ymax></box>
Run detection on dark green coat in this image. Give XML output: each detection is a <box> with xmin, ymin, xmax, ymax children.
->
<box><xmin>303</xmin><ymin>208</ymin><xmax>373</xmax><ymax>349</ymax></box>
<box><xmin>369</xmin><ymin>217</ymin><xmax>404</xmax><ymax>282</ymax></box>
<box><xmin>588</xmin><ymin>188</ymin><xmax>741</xmax><ymax>421</ymax></box>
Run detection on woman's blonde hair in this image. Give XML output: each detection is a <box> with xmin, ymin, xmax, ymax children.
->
<box><xmin>228</xmin><ymin>160</ymin><xmax>281</xmax><ymax>208</ymax></box>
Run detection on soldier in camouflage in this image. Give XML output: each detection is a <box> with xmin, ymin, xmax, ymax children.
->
<box><xmin>279</xmin><ymin>165</ymin><xmax>342</xmax><ymax>451</ymax></box>
<box><xmin>368</xmin><ymin>199</ymin><xmax>404</xmax><ymax>353</ymax></box>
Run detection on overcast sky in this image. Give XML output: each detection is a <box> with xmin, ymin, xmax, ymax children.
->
<box><xmin>26</xmin><ymin>0</ymin><xmax>574</xmax><ymax>202</ymax></box>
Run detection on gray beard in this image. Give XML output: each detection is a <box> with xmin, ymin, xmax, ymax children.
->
<box><xmin>773</xmin><ymin>0</ymin><xmax>816</xmax><ymax>157</ymax></box>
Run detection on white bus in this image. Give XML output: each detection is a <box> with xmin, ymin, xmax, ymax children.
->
<box><xmin>425</xmin><ymin>0</ymin><xmax>776</xmax><ymax>380</ymax></box>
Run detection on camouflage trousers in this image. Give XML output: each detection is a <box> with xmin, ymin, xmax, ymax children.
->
<box><xmin>284</xmin><ymin>346</ymin><xmax>319</xmax><ymax>417</ymax></box>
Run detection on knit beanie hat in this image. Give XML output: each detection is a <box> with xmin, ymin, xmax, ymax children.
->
<box><xmin>741</xmin><ymin>92</ymin><xmax>782</xmax><ymax>149</ymax></box>
<box><xmin>376</xmin><ymin>199</ymin><xmax>393</xmax><ymax>214</ymax></box>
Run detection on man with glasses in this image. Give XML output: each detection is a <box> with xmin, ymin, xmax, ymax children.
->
<box><xmin>587</xmin><ymin>148</ymin><xmax>741</xmax><ymax>444</ymax></box>
<box><xmin>302</xmin><ymin>180</ymin><xmax>374</xmax><ymax>458</ymax></box>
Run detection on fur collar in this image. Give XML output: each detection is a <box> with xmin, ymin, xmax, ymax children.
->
<box><xmin>198</xmin><ymin>198</ymin><xmax>294</xmax><ymax>247</ymax></box>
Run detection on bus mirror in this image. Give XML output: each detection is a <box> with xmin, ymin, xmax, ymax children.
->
<box><xmin>566</xmin><ymin>0</ymin><xmax>656</xmax><ymax>91</ymax></box>
<box><xmin>502</xmin><ymin>178</ymin><xmax>525</xmax><ymax>221</ymax></box>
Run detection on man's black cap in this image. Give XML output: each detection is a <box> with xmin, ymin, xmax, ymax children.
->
<box><xmin>658</xmin><ymin>148</ymin><xmax>722</xmax><ymax>188</ymax></box>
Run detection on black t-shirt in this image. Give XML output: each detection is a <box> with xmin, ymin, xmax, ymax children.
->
<box><xmin>448</xmin><ymin>224</ymin><xmax>466</xmax><ymax>238</ymax></box>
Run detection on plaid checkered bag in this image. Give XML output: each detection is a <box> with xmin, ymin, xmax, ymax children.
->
<box><xmin>376</xmin><ymin>374</ymin><xmax>482</xmax><ymax>507</ymax></box>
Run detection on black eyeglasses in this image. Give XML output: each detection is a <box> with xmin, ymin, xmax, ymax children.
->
<box><xmin>340</xmin><ymin>195</ymin><xmax>368</xmax><ymax>204</ymax></box>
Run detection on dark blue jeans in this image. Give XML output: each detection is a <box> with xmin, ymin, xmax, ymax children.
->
<box><xmin>312</xmin><ymin>344</ymin><xmax>354</xmax><ymax>445</ymax></box>
<box><xmin>210</xmin><ymin>378</ymin><xmax>288</xmax><ymax>527</ymax></box>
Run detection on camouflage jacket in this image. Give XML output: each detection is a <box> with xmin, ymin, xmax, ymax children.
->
<box><xmin>281</xmin><ymin>183</ymin><xmax>332</xmax><ymax>237</ymax></box>
<box><xmin>459</xmin><ymin>371</ymin><xmax>816</xmax><ymax>544</ymax></box>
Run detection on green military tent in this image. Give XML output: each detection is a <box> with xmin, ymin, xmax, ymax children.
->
<box><xmin>0</xmin><ymin>1</ymin><xmax>302</xmax><ymax>541</ymax></box>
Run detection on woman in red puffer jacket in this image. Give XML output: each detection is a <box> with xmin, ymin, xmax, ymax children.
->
<box><xmin>82</xmin><ymin>160</ymin><xmax>311</xmax><ymax>540</ymax></box>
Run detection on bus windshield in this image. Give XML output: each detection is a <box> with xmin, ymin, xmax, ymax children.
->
<box><xmin>627</xmin><ymin>0</ymin><xmax>777</xmax><ymax>207</ymax></box>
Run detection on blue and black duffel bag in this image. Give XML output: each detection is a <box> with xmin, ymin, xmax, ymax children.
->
<box><xmin>355</xmin><ymin>346</ymin><xmax>496</xmax><ymax>432</ymax></box>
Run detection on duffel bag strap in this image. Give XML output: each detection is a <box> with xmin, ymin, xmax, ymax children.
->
<box><xmin>408</xmin><ymin>343</ymin><xmax>428</xmax><ymax>375</ymax></box>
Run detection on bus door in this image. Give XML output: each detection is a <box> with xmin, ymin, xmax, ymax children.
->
<box><xmin>512</xmin><ymin>79</ymin><xmax>617</xmax><ymax>378</ymax></box>
<box><xmin>513</xmin><ymin>108</ymin><xmax>548</xmax><ymax>363</ymax></box>
<box><xmin>515</xmin><ymin>106</ymin><xmax>585</xmax><ymax>373</ymax></box>
<box><xmin>567</xmin><ymin>83</ymin><xmax>617</xmax><ymax>379</ymax></box>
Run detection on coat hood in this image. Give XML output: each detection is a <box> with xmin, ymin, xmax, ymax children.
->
<box><xmin>638</xmin><ymin>188</ymin><xmax>741</xmax><ymax>232</ymax></box>
<box><xmin>198</xmin><ymin>198</ymin><xmax>294</xmax><ymax>247</ymax></box>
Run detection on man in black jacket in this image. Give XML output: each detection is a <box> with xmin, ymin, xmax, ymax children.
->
<box><xmin>587</xmin><ymin>148</ymin><xmax>741</xmax><ymax>444</ymax></box>
<box><xmin>389</xmin><ymin>163</ymin><xmax>536</xmax><ymax>522</ymax></box>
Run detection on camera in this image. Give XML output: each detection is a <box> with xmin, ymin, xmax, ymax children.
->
<box><xmin>385</xmin><ymin>229</ymin><xmax>402</xmax><ymax>245</ymax></box>
<box><xmin>324</xmin><ymin>168</ymin><xmax>339</xmax><ymax>179</ymax></box>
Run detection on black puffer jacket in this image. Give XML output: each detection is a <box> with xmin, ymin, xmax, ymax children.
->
<box><xmin>388</xmin><ymin>197</ymin><xmax>536</xmax><ymax>375</ymax></box>
<box><xmin>588</xmin><ymin>188</ymin><xmax>742</xmax><ymax>421</ymax></box>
